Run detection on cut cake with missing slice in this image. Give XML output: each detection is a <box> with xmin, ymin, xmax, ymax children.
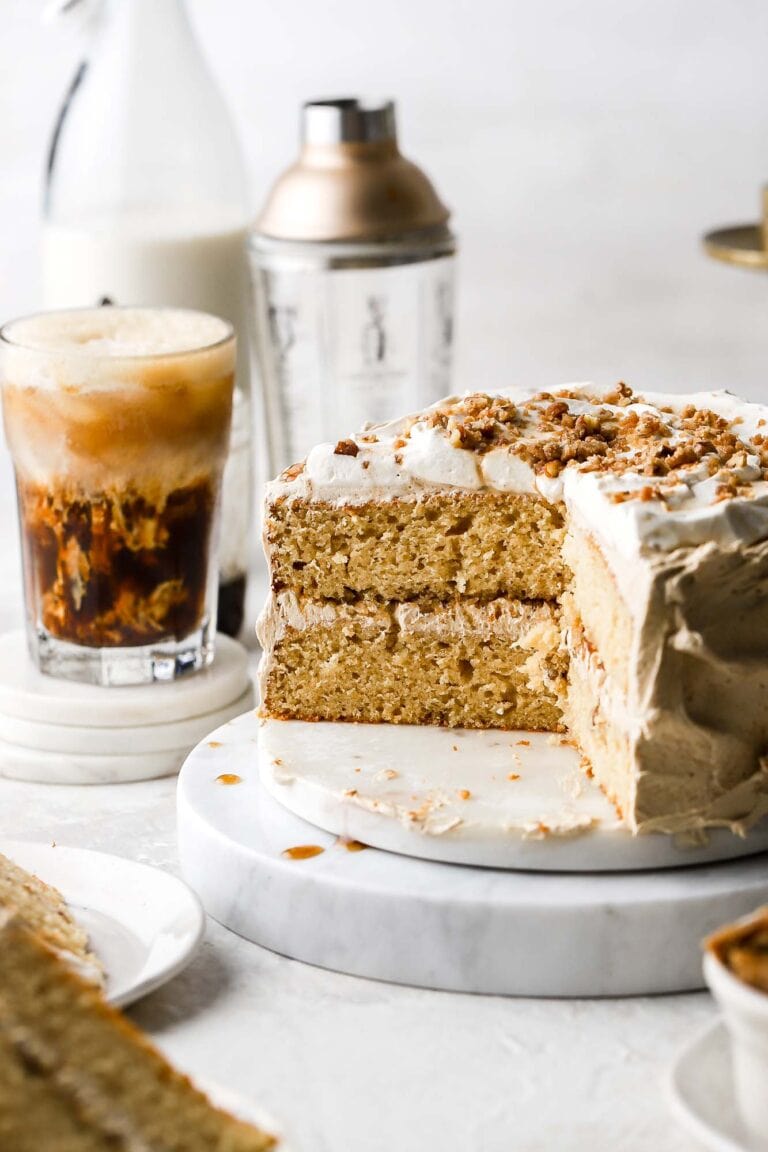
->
<box><xmin>258</xmin><ymin>384</ymin><xmax>768</xmax><ymax>836</ymax></box>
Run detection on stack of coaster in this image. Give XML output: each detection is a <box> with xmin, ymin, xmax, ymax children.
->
<box><xmin>0</xmin><ymin>631</ymin><xmax>254</xmax><ymax>784</ymax></box>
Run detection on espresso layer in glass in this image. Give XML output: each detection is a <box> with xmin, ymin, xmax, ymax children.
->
<box><xmin>17</xmin><ymin>479</ymin><xmax>215</xmax><ymax>647</ymax></box>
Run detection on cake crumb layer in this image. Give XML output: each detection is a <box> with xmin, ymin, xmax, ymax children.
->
<box><xmin>266</xmin><ymin>491</ymin><xmax>567</xmax><ymax>603</ymax></box>
<box><xmin>258</xmin><ymin>593</ymin><xmax>566</xmax><ymax>731</ymax></box>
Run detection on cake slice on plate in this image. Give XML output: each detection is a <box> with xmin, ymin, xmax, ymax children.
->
<box><xmin>0</xmin><ymin>849</ymin><xmax>103</xmax><ymax>986</ymax></box>
<box><xmin>0</xmin><ymin>910</ymin><xmax>275</xmax><ymax>1151</ymax></box>
<box><xmin>258</xmin><ymin>383</ymin><xmax>768</xmax><ymax>836</ymax></box>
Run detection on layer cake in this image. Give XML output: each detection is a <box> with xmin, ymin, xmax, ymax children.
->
<box><xmin>258</xmin><ymin>384</ymin><xmax>768</xmax><ymax>835</ymax></box>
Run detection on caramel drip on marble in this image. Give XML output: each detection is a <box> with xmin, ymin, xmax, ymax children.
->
<box><xmin>282</xmin><ymin>844</ymin><xmax>325</xmax><ymax>860</ymax></box>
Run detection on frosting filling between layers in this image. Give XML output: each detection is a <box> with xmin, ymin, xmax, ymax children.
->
<box><xmin>259</xmin><ymin>591</ymin><xmax>566</xmax><ymax>704</ymax></box>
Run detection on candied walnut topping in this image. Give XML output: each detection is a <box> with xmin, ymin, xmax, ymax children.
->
<box><xmin>425</xmin><ymin>393</ymin><xmax>521</xmax><ymax>452</ymax></box>
<box><xmin>543</xmin><ymin>401</ymin><xmax>569</xmax><ymax>422</ymax></box>
<box><xmin>334</xmin><ymin>438</ymin><xmax>359</xmax><ymax>457</ymax></box>
<box><xmin>333</xmin><ymin>384</ymin><xmax>768</xmax><ymax>507</ymax></box>
<box><xmin>602</xmin><ymin>381</ymin><xmax>635</xmax><ymax>406</ymax></box>
<box><xmin>281</xmin><ymin>461</ymin><xmax>305</xmax><ymax>481</ymax></box>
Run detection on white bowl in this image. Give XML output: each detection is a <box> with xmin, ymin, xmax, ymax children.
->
<box><xmin>704</xmin><ymin>946</ymin><xmax>768</xmax><ymax>1148</ymax></box>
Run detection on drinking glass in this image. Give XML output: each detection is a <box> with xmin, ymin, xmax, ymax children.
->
<box><xmin>0</xmin><ymin>306</ymin><xmax>235</xmax><ymax>685</ymax></box>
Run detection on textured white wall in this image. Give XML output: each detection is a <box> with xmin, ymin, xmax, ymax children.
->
<box><xmin>1</xmin><ymin>0</ymin><xmax>768</xmax><ymax>612</ymax></box>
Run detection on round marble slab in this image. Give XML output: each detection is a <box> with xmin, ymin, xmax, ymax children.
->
<box><xmin>256</xmin><ymin>718</ymin><xmax>768</xmax><ymax>872</ymax></box>
<box><xmin>0</xmin><ymin>631</ymin><xmax>254</xmax><ymax>784</ymax></box>
<box><xmin>177</xmin><ymin>714</ymin><xmax>768</xmax><ymax>996</ymax></box>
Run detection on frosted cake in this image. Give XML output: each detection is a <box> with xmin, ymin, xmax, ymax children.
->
<box><xmin>258</xmin><ymin>384</ymin><xmax>768</xmax><ymax>835</ymax></box>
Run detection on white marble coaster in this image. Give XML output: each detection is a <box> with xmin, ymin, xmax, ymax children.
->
<box><xmin>177</xmin><ymin>713</ymin><xmax>768</xmax><ymax>996</ymax></box>
<box><xmin>257</xmin><ymin>718</ymin><xmax>768</xmax><ymax>872</ymax></box>
<box><xmin>0</xmin><ymin>631</ymin><xmax>250</xmax><ymax>726</ymax></box>
<box><xmin>0</xmin><ymin>631</ymin><xmax>254</xmax><ymax>784</ymax></box>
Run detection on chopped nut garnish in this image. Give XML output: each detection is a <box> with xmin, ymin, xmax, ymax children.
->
<box><xmin>425</xmin><ymin>393</ymin><xmax>520</xmax><ymax>452</ymax></box>
<box><xmin>282</xmin><ymin>461</ymin><xmax>305</xmax><ymax>480</ymax></box>
<box><xmin>334</xmin><ymin>438</ymin><xmax>359</xmax><ymax>457</ymax></box>
<box><xmin>603</xmin><ymin>381</ymin><xmax>634</xmax><ymax>405</ymax></box>
<box><xmin>304</xmin><ymin>385</ymin><xmax>768</xmax><ymax>511</ymax></box>
<box><xmin>543</xmin><ymin>401</ymin><xmax>569</xmax><ymax>422</ymax></box>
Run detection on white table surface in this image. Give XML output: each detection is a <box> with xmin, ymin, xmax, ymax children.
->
<box><xmin>0</xmin><ymin>579</ymin><xmax>715</xmax><ymax>1152</ymax></box>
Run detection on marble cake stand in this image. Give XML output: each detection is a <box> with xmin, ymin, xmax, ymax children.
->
<box><xmin>177</xmin><ymin>713</ymin><xmax>768</xmax><ymax>997</ymax></box>
<box><xmin>0</xmin><ymin>631</ymin><xmax>254</xmax><ymax>784</ymax></box>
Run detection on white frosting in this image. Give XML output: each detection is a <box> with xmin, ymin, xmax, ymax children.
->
<box><xmin>269</xmin><ymin>383</ymin><xmax>768</xmax><ymax>565</ymax></box>
<box><xmin>402</xmin><ymin>424</ymin><xmax>483</xmax><ymax>489</ymax></box>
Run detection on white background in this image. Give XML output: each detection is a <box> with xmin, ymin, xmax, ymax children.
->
<box><xmin>0</xmin><ymin>4</ymin><xmax>767</xmax><ymax>1148</ymax></box>
<box><xmin>3</xmin><ymin>0</ymin><xmax>768</xmax><ymax>396</ymax></box>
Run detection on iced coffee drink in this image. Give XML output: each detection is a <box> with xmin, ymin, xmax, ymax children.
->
<box><xmin>0</xmin><ymin>307</ymin><xmax>235</xmax><ymax>685</ymax></box>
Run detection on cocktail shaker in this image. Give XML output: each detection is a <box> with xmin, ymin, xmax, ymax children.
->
<box><xmin>249</xmin><ymin>98</ymin><xmax>456</xmax><ymax>471</ymax></box>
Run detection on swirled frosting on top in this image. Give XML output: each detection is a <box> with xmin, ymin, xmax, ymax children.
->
<box><xmin>268</xmin><ymin>383</ymin><xmax>768</xmax><ymax>561</ymax></box>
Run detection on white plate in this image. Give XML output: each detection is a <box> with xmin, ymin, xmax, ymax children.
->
<box><xmin>0</xmin><ymin>840</ymin><xmax>205</xmax><ymax>1007</ymax></box>
<box><xmin>668</xmin><ymin>1021</ymin><xmax>764</xmax><ymax>1152</ymax></box>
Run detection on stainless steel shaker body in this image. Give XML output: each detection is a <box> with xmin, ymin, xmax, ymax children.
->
<box><xmin>249</xmin><ymin>99</ymin><xmax>456</xmax><ymax>471</ymax></box>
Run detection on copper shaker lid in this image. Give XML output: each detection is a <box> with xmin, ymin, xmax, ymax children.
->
<box><xmin>255</xmin><ymin>98</ymin><xmax>451</xmax><ymax>242</ymax></box>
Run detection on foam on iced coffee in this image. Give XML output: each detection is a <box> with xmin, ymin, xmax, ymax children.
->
<box><xmin>1</xmin><ymin>308</ymin><xmax>234</xmax><ymax>494</ymax></box>
<box><xmin>3</xmin><ymin>304</ymin><xmax>231</xmax><ymax>366</ymax></box>
<box><xmin>0</xmin><ymin>308</ymin><xmax>235</xmax><ymax>650</ymax></box>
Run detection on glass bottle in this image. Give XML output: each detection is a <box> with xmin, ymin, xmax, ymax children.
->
<box><xmin>42</xmin><ymin>0</ymin><xmax>253</xmax><ymax>638</ymax></box>
<box><xmin>249</xmin><ymin>99</ymin><xmax>456</xmax><ymax>472</ymax></box>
